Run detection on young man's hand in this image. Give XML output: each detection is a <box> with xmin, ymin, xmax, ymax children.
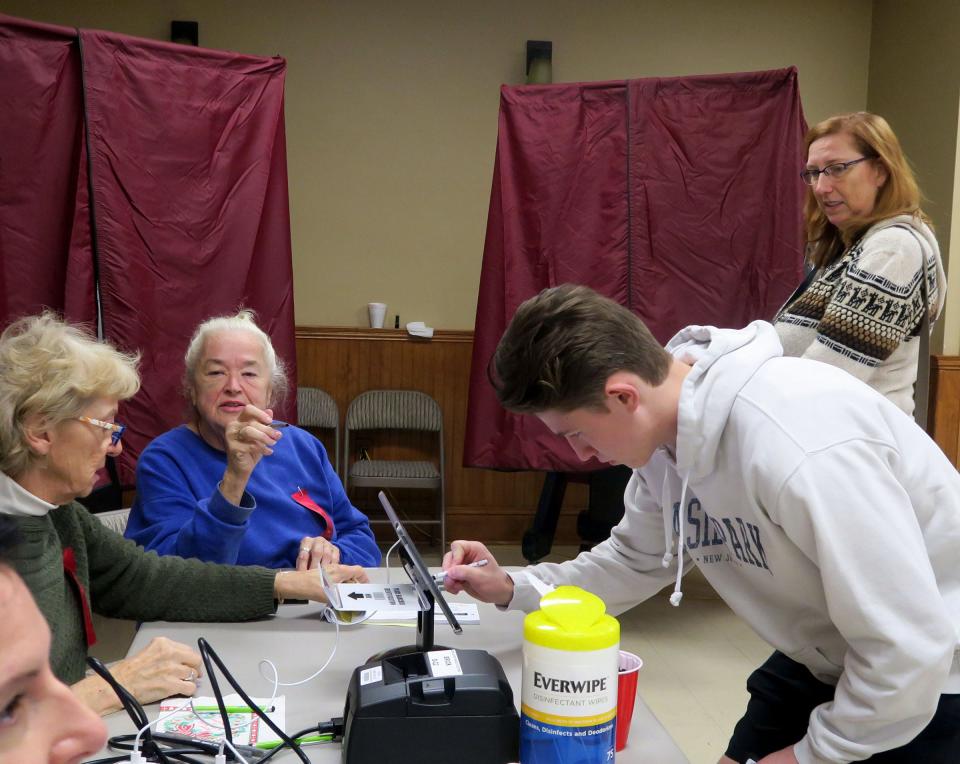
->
<box><xmin>441</xmin><ymin>540</ymin><xmax>514</xmax><ymax>607</ymax></box>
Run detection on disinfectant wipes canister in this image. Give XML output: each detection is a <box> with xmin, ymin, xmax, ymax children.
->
<box><xmin>520</xmin><ymin>585</ymin><xmax>620</xmax><ymax>763</ymax></box>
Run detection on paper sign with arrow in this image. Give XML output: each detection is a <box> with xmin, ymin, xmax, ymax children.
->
<box><xmin>319</xmin><ymin>567</ymin><xmax>423</xmax><ymax>612</ymax></box>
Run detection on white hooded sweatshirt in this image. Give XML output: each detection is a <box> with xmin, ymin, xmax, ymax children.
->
<box><xmin>509</xmin><ymin>321</ymin><xmax>960</xmax><ymax>764</ymax></box>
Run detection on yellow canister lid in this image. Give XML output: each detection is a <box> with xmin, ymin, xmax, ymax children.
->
<box><xmin>524</xmin><ymin>585</ymin><xmax>620</xmax><ymax>651</ymax></box>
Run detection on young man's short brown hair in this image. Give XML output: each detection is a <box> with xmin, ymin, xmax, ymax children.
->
<box><xmin>490</xmin><ymin>284</ymin><xmax>672</xmax><ymax>414</ymax></box>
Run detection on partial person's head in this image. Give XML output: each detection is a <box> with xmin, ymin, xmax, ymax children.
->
<box><xmin>491</xmin><ymin>285</ymin><xmax>679</xmax><ymax>468</ymax></box>
<box><xmin>0</xmin><ymin>516</ymin><xmax>108</xmax><ymax>762</ymax></box>
<box><xmin>802</xmin><ymin>112</ymin><xmax>925</xmax><ymax>266</ymax></box>
<box><xmin>183</xmin><ymin>310</ymin><xmax>288</xmax><ymax>435</ymax></box>
<box><xmin>0</xmin><ymin>314</ymin><xmax>139</xmax><ymax>503</ymax></box>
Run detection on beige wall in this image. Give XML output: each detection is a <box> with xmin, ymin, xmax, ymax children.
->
<box><xmin>868</xmin><ymin>1</ymin><xmax>960</xmax><ymax>355</ymax></box>
<box><xmin>5</xmin><ymin>0</ymin><xmax>872</xmax><ymax>328</ymax></box>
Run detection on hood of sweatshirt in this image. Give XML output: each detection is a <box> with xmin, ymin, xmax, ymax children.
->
<box><xmin>666</xmin><ymin>320</ymin><xmax>784</xmax><ymax>483</ymax></box>
<box><xmin>655</xmin><ymin>320</ymin><xmax>783</xmax><ymax>605</ymax></box>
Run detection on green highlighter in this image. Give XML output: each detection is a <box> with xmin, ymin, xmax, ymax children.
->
<box><xmin>255</xmin><ymin>733</ymin><xmax>332</xmax><ymax>750</ymax></box>
<box><xmin>191</xmin><ymin>705</ymin><xmax>275</xmax><ymax>714</ymax></box>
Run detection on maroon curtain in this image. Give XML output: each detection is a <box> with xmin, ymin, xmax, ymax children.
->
<box><xmin>465</xmin><ymin>67</ymin><xmax>807</xmax><ymax>472</ymax></box>
<box><xmin>0</xmin><ymin>17</ymin><xmax>82</xmax><ymax>322</ymax></box>
<box><xmin>0</xmin><ymin>15</ymin><xmax>296</xmax><ymax>485</ymax></box>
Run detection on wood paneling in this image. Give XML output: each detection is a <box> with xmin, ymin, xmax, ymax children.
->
<box><xmin>295</xmin><ymin>327</ymin><xmax>587</xmax><ymax>544</ymax></box>
<box><xmin>930</xmin><ymin>355</ymin><xmax>960</xmax><ymax>469</ymax></box>
<box><xmin>298</xmin><ymin>332</ymin><xmax>960</xmax><ymax>545</ymax></box>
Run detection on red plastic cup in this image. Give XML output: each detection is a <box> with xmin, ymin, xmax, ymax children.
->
<box><xmin>615</xmin><ymin>650</ymin><xmax>643</xmax><ymax>751</ymax></box>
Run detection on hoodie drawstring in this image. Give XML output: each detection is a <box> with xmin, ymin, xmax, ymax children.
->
<box><xmin>660</xmin><ymin>478</ymin><xmax>688</xmax><ymax>607</ymax></box>
<box><xmin>661</xmin><ymin>479</ymin><xmax>675</xmax><ymax>568</ymax></box>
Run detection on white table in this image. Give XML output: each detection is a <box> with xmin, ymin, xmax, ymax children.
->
<box><xmin>96</xmin><ymin>571</ymin><xmax>689</xmax><ymax>762</ymax></box>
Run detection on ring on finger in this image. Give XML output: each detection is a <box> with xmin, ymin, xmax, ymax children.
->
<box><xmin>184</xmin><ymin>669</ymin><xmax>197</xmax><ymax>683</ymax></box>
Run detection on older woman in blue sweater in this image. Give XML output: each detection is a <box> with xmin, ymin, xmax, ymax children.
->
<box><xmin>126</xmin><ymin>311</ymin><xmax>380</xmax><ymax>569</ymax></box>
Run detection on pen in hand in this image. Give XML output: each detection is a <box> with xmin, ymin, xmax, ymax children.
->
<box><xmin>433</xmin><ymin>559</ymin><xmax>489</xmax><ymax>586</ymax></box>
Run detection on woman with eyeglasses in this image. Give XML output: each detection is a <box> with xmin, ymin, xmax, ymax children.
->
<box><xmin>773</xmin><ymin>111</ymin><xmax>946</xmax><ymax>417</ymax></box>
<box><xmin>0</xmin><ymin>313</ymin><xmax>367</xmax><ymax>716</ymax></box>
<box><xmin>722</xmin><ymin>114</ymin><xmax>952</xmax><ymax>764</ymax></box>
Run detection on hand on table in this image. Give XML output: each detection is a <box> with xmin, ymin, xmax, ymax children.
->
<box><xmin>274</xmin><ymin>564</ymin><xmax>368</xmax><ymax>602</ymax></box>
<box><xmin>441</xmin><ymin>540</ymin><xmax>514</xmax><ymax>607</ymax></box>
<box><xmin>297</xmin><ymin>535</ymin><xmax>340</xmax><ymax>569</ymax></box>
<box><xmin>75</xmin><ymin>636</ymin><xmax>204</xmax><ymax>717</ymax></box>
<box><xmin>112</xmin><ymin>636</ymin><xmax>202</xmax><ymax>702</ymax></box>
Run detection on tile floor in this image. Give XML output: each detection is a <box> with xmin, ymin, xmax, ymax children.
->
<box><xmin>90</xmin><ymin>543</ymin><xmax>773</xmax><ymax>763</ymax></box>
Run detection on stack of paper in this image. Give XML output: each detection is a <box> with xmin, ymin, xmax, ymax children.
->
<box><xmin>368</xmin><ymin>602</ymin><xmax>480</xmax><ymax>624</ymax></box>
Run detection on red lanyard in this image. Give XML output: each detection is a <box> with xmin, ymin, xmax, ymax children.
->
<box><xmin>291</xmin><ymin>488</ymin><xmax>335</xmax><ymax>540</ymax></box>
<box><xmin>62</xmin><ymin>547</ymin><xmax>97</xmax><ymax>647</ymax></box>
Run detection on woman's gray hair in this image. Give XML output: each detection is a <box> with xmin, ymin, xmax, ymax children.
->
<box><xmin>182</xmin><ymin>309</ymin><xmax>288</xmax><ymax>414</ymax></box>
<box><xmin>0</xmin><ymin>313</ymin><xmax>140</xmax><ymax>477</ymax></box>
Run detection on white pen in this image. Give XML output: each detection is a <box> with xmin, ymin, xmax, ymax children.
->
<box><xmin>433</xmin><ymin>559</ymin><xmax>489</xmax><ymax>585</ymax></box>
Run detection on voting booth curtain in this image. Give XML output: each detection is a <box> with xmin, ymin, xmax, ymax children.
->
<box><xmin>465</xmin><ymin>67</ymin><xmax>807</xmax><ymax>472</ymax></box>
<box><xmin>0</xmin><ymin>15</ymin><xmax>296</xmax><ymax>484</ymax></box>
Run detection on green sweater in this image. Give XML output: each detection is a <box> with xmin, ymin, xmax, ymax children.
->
<box><xmin>9</xmin><ymin>502</ymin><xmax>278</xmax><ymax>683</ymax></box>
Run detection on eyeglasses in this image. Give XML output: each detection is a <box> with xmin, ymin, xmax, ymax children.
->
<box><xmin>800</xmin><ymin>156</ymin><xmax>872</xmax><ymax>186</ymax></box>
<box><xmin>76</xmin><ymin>416</ymin><xmax>126</xmax><ymax>446</ymax></box>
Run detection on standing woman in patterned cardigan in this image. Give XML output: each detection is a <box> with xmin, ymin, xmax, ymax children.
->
<box><xmin>723</xmin><ymin>113</ymin><xmax>950</xmax><ymax>764</ymax></box>
<box><xmin>0</xmin><ymin>314</ymin><xmax>367</xmax><ymax>716</ymax></box>
<box><xmin>774</xmin><ymin>111</ymin><xmax>946</xmax><ymax>417</ymax></box>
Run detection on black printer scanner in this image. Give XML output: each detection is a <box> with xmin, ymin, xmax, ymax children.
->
<box><xmin>341</xmin><ymin>648</ymin><xmax>519</xmax><ymax>764</ymax></box>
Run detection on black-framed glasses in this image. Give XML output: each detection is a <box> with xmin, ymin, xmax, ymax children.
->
<box><xmin>77</xmin><ymin>416</ymin><xmax>126</xmax><ymax>446</ymax></box>
<box><xmin>800</xmin><ymin>156</ymin><xmax>872</xmax><ymax>186</ymax></box>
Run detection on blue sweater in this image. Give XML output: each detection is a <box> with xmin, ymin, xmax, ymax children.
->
<box><xmin>125</xmin><ymin>425</ymin><xmax>381</xmax><ymax>569</ymax></box>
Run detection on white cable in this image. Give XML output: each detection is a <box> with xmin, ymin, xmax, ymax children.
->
<box><xmin>136</xmin><ymin>694</ymin><xmax>255</xmax><ymax>762</ymax></box>
<box><xmin>195</xmin><ymin>598</ymin><xmax>351</xmax><ymax>746</ymax></box>
<box><xmin>217</xmin><ymin>740</ymin><xmax>249</xmax><ymax>764</ymax></box>
<box><xmin>185</xmin><ymin>574</ymin><xmax>372</xmax><ymax>756</ymax></box>
<box><xmin>384</xmin><ymin>539</ymin><xmax>401</xmax><ymax>584</ymax></box>
<box><xmin>185</xmin><ymin>694</ymin><xmax>269</xmax><ymax>741</ymax></box>
<box><xmin>259</xmin><ymin>609</ymin><xmax>342</xmax><ymax>688</ymax></box>
<box><xmin>129</xmin><ymin>696</ymin><xmax>196</xmax><ymax>761</ymax></box>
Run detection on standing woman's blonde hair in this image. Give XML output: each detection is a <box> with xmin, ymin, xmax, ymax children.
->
<box><xmin>0</xmin><ymin>314</ymin><xmax>140</xmax><ymax>477</ymax></box>
<box><xmin>804</xmin><ymin>112</ymin><xmax>929</xmax><ymax>268</ymax></box>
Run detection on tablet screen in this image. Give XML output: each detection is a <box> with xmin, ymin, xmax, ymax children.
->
<box><xmin>378</xmin><ymin>491</ymin><xmax>463</xmax><ymax>634</ymax></box>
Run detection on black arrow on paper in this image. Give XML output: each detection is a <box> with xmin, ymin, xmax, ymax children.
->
<box><xmin>348</xmin><ymin>592</ymin><xmax>366</xmax><ymax>600</ymax></box>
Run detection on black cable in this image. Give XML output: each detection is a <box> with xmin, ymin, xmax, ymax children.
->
<box><xmin>197</xmin><ymin>637</ymin><xmax>235</xmax><ymax>749</ymax></box>
<box><xmin>83</xmin><ymin>642</ymin><xmax>339</xmax><ymax>763</ymax></box>
<box><xmin>81</xmin><ymin>657</ymin><xmax>223</xmax><ymax>764</ymax></box>
<box><xmin>84</xmin><ymin>733</ymin><xmax>234</xmax><ymax>764</ymax></box>
<box><xmin>85</xmin><ymin>657</ymin><xmax>172</xmax><ymax>763</ymax></box>
<box><xmin>86</xmin><ymin>657</ymin><xmax>147</xmax><ymax>730</ymax></box>
<box><xmin>83</xmin><ymin>737</ymin><xmax>212</xmax><ymax>763</ymax></box>
<box><xmin>97</xmin><ymin>733</ymin><xmax>212</xmax><ymax>762</ymax></box>
<box><xmin>196</xmin><ymin>638</ymin><xmax>309</xmax><ymax>763</ymax></box>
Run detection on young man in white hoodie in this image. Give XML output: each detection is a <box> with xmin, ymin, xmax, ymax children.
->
<box><xmin>443</xmin><ymin>284</ymin><xmax>960</xmax><ymax>764</ymax></box>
